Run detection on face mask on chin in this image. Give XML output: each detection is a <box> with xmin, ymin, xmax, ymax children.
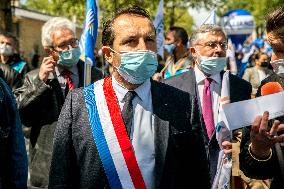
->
<box><xmin>0</xmin><ymin>43</ymin><xmax>13</xmax><ymax>56</ymax></box>
<box><xmin>270</xmin><ymin>59</ymin><xmax>284</xmax><ymax>77</ymax></box>
<box><xmin>195</xmin><ymin>50</ymin><xmax>227</xmax><ymax>76</ymax></box>
<box><xmin>110</xmin><ymin>48</ymin><xmax>158</xmax><ymax>84</ymax></box>
<box><xmin>164</xmin><ymin>43</ymin><xmax>176</xmax><ymax>55</ymax></box>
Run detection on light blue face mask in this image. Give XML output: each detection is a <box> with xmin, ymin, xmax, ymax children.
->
<box><xmin>271</xmin><ymin>59</ymin><xmax>284</xmax><ymax>77</ymax></box>
<box><xmin>197</xmin><ymin>56</ymin><xmax>227</xmax><ymax>76</ymax></box>
<box><xmin>164</xmin><ymin>43</ymin><xmax>176</xmax><ymax>55</ymax></box>
<box><xmin>57</xmin><ymin>47</ymin><xmax>81</xmax><ymax>67</ymax></box>
<box><xmin>111</xmin><ymin>49</ymin><xmax>158</xmax><ymax>84</ymax></box>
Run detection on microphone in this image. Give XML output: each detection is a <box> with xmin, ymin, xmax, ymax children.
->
<box><xmin>261</xmin><ymin>82</ymin><xmax>283</xmax><ymax>96</ymax></box>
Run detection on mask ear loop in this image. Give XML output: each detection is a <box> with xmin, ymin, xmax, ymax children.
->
<box><xmin>109</xmin><ymin>47</ymin><xmax>120</xmax><ymax>55</ymax></box>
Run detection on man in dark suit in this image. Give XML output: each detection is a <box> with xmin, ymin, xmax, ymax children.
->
<box><xmin>14</xmin><ymin>17</ymin><xmax>102</xmax><ymax>188</ymax></box>
<box><xmin>48</xmin><ymin>6</ymin><xmax>210</xmax><ymax>189</ymax></box>
<box><xmin>164</xmin><ymin>24</ymin><xmax>252</xmax><ymax>184</ymax></box>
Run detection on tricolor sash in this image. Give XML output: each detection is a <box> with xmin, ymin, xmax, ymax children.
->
<box><xmin>84</xmin><ymin>77</ymin><xmax>147</xmax><ymax>189</ymax></box>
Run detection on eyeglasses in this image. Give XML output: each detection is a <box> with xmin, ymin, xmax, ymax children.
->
<box><xmin>196</xmin><ymin>41</ymin><xmax>228</xmax><ymax>50</ymax></box>
<box><xmin>53</xmin><ymin>38</ymin><xmax>79</xmax><ymax>51</ymax></box>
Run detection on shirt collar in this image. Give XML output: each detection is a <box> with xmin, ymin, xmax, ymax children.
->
<box><xmin>194</xmin><ymin>65</ymin><xmax>221</xmax><ymax>85</ymax></box>
<box><xmin>56</xmin><ymin>64</ymin><xmax>78</xmax><ymax>76</ymax></box>
<box><xmin>112</xmin><ymin>76</ymin><xmax>151</xmax><ymax>103</ymax></box>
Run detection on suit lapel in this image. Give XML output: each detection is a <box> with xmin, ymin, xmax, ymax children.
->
<box><xmin>77</xmin><ymin>60</ymin><xmax>85</xmax><ymax>87</ymax></box>
<box><xmin>150</xmin><ymin>80</ymin><xmax>169</xmax><ymax>188</ymax></box>
<box><xmin>188</xmin><ymin>69</ymin><xmax>210</xmax><ymax>143</ymax></box>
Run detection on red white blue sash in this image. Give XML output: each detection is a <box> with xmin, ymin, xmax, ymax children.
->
<box><xmin>84</xmin><ymin>77</ymin><xmax>147</xmax><ymax>189</ymax></box>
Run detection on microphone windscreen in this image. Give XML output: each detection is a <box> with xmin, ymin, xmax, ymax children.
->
<box><xmin>261</xmin><ymin>82</ymin><xmax>283</xmax><ymax>96</ymax></box>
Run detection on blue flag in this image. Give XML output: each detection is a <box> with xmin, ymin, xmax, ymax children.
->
<box><xmin>153</xmin><ymin>0</ymin><xmax>164</xmax><ymax>59</ymax></box>
<box><xmin>80</xmin><ymin>0</ymin><xmax>98</xmax><ymax>66</ymax></box>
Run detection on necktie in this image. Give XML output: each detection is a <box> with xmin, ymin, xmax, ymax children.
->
<box><xmin>202</xmin><ymin>78</ymin><xmax>215</xmax><ymax>139</ymax></box>
<box><xmin>121</xmin><ymin>91</ymin><xmax>136</xmax><ymax>137</ymax></box>
<box><xmin>62</xmin><ymin>69</ymin><xmax>75</xmax><ymax>93</ymax></box>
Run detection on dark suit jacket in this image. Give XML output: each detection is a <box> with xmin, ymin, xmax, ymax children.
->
<box><xmin>14</xmin><ymin>60</ymin><xmax>103</xmax><ymax>188</ymax></box>
<box><xmin>48</xmin><ymin>79</ymin><xmax>210</xmax><ymax>189</ymax></box>
<box><xmin>164</xmin><ymin>69</ymin><xmax>252</xmax><ymax>183</ymax></box>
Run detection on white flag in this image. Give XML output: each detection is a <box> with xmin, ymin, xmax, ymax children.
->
<box><xmin>153</xmin><ymin>0</ymin><xmax>164</xmax><ymax>58</ymax></box>
<box><xmin>202</xmin><ymin>9</ymin><xmax>217</xmax><ymax>25</ymax></box>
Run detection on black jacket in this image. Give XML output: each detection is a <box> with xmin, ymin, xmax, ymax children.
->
<box><xmin>0</xmin><ymin>64</ymin><xmax>22</xmax><ymax>90</ymax></box>
<box><xmin>240</xmin><ymin>73</ymin><xmax>284</xmax><ymax>189</ymax></box>
<box><xmin>164</xmin><ymin>69</ymin><xmax>252</xmax><ymax>183</ymax></box>
<box><xmin>14</xmin><ymin>60</ymin><xmax>103</xmax><ymax>188</ymax></box>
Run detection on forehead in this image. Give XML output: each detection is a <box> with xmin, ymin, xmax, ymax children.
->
<box><xmin>196</xmin><ymin>32</ymin><xmax>226</xmax><ymax>44</ymax></box>
<box><xmin>259</xmin><ymin>54</ymin><xmax>268</xmax><ymax>59</ymax></box>
<box><xmin>112</xmin><ymin>14</ymin><xmax>155</xmax><ymax>39</ymax></box>
<box><xmin>52</xmin><ymin>28</ymin><xmax>75</xmax><ymax>43</ymax></box>
<box><xmin>166</xmin><ymin>31</ymin><xmax>175</xmax><ymax>38</ymax></box>
<box><xmin>0</xmin><ymin>35</ymin><xmax>14</xmax><ymax>43</ymax></box>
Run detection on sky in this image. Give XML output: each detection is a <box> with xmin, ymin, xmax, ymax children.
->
<box><xmin>188</xmin><ymin>7</ymin><xmax>212</xmax><ymax>28</ymax></box>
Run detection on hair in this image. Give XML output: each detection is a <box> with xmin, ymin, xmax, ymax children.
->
<box><xmin>169</xmin><ymin>26</ymin><xmax>188</xmax><ymax>46</ymax></box>
<box><xmin>41</xmin><ymin>17</ymin><xmax>76</xmax><ymax>47</ymax></box>
<box><xmin>0</xmin><ymin>32</ymin><xmax>19</xmax><ymax>51</ymax></box>
<box><xmin>266</xmin><ymin>6</ymin><xmax>284</xmax><ymax>43</ymax></box>
<box><xmin>189</xmin><ymin>24</ymin><xmax>227</xmax><ymax>46</ymax></box>
<box><xmin>102</xmin><ymin>5</ymin><xmax>154</xmax><ymax>46</ymax></box>
<box><xmin>252</xmin><ymin>52</ymin><xmax>268</xmax><ymax>62</ymax></box>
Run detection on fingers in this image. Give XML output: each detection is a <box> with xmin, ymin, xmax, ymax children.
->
<box><xmin>269</xmin><ymin>120</ymin><xmax>280</xmax><ymax>136</ymax></box>
<box><xmin>222</xmin><ymin>140</ymin><xmax>232</xmax><ymax>148</ymax></box>
<box><xmin>42</xmin><ymin>56</ymin><xmax>56</xmax><ymax>66</ymax></box>
<box><xmin>222</xmin><ymin>141</ymin><xmax>232</xmax><ymax>155</ymax></box>
<box><xmin>277</xmin><ymin>124</ymin><xmax>284</xmax><ymax>133</ymax></box>
<box><xmin>259</xmin><ymin>111</ymin><xmax>269</xmax><ymax>135</ymax></box>
<box><xmin>39</xmin><ymin>56</ymin><xmax>56</xmax><ymax>81</ymax></box>
<box><xmin>251</xmin><ymin>115</ymin><xmax>262</xmax><ymax>135</ymax></box>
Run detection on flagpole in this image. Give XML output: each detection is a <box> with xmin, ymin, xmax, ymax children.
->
<box><xmin>84</xmin><ymin>58</ymin><xmax>92</xmax><ymax>87</ymax></box>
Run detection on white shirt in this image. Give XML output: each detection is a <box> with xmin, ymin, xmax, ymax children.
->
<box><xmin>194</xmin><ymin>66</ymin><xmax>221</xmax><ymax>126</ymax></box>
<box><xmin>112</xmin><ymin>76</ymin><xmax>155</xmax><ymax>189</ymax></box>
<box><xmin>257</xmin><ymin>69</ymin><xmax>267</xmax><ymax>82</ymax></box>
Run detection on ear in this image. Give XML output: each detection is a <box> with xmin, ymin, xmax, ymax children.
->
<box><xmin>102</xmin><ymin>46</ymin><xmax>114</xmax><ymax>64</ymax></box>
<box><xmin>44</xmin><ymin>47</ymin><xmax>52</xmax><ymax>55</ymax></box>
<box><xmin>176</xmin><ymin>38</ymin><xmax>182</xmax><ymax>47</ymax></box>
<box><xmin>190</xmin><ymin>47</ymin><xmax>197</xmax><ymax>58</ymax></box>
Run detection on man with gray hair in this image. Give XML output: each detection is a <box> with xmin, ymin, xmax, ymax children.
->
<box><xmin>165</xmin><ymin>24</ymin><xmax>252</xmax><ymax>185</ymax></box>
<box><xmin>14</xmin><ymin>17</ymin><xmax>102</xmax><ymax>188</ymax></box>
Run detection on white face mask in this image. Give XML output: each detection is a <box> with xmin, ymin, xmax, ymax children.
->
<box><xmin>195</xmin><ymin>50</ymin><xmax>227</xmax><ymax>75</ymax></box>
<box><xmin>0</xmin><ymin>43</ymin><xmax>13</xmax><ymax>56</ymax></box>
<box><xmin>270</xmin><ymin>59</ymin><xmax>284</xmax><ymax>77</ymax></box>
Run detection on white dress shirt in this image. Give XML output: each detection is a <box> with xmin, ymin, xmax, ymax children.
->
<box><xmin>194</xmin><ymin>66</ymin><xmax>222</xmax><ymax>126</ymax></box>
<box><xmin>112</xmin><ymin>76</ymin><xmax>155</xmax><ymax>189</ymax></box>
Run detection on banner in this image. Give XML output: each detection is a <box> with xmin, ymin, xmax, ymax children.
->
<box><xmin>221</xmin><ymin>9</ymin><xmax>255</xmax><ymax>47</ymax></box>
<box><xmin>80</xmin><ymin>0</ymin><xmax>99</xmax><ymax>86</ymax></box>
<box><xmin>153</xmin><ymin>0</ymin><xmax>164</xmax><ymax>59</ymax></box>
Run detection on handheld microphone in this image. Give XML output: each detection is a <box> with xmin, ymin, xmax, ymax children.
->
<box><xmin>260</xmin><ymin>82</ymin><xmax>283</xmax><ymax>96</ymax></box>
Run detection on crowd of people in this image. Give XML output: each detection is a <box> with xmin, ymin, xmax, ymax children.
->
<box><xmin>0</xmin><ymin>4</ymin><xmax>284</xmax><ymax>189</ymax></box>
